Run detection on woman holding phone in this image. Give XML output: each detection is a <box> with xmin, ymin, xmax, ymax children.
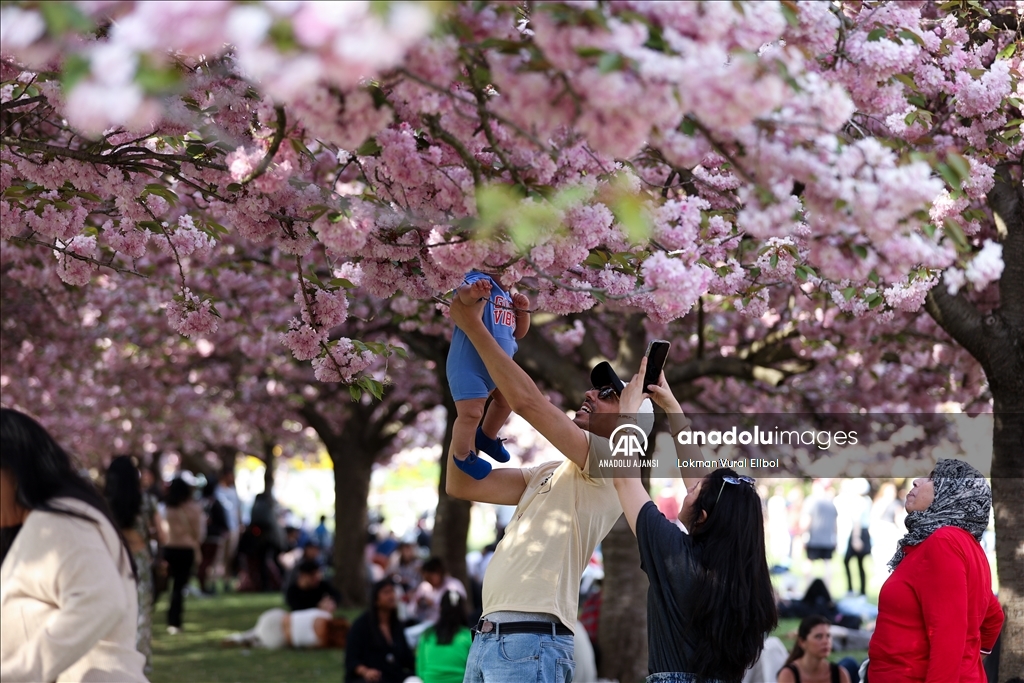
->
<box><xmin>612</xmin><ymin>358</ymin><xmax>778</xmax><ymax>683</ymax></box>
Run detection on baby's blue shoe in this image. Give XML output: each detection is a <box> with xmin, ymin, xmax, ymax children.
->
<box><xmin>453</xmin><ymin>451</ymin><xmax>492</xmax><ymax>480</ymax></box>
<box><xmin>476</xmin><ymin>427</ymin><xmax>511</xmax><ymax>463</ymax></box>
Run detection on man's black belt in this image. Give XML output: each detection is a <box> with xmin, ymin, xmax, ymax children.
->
<box><xmin>475</xmin><ymin>619</ymin><xmax>572</xmax><ymax>636</ymax></box>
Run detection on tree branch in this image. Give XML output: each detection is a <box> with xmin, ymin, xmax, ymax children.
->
<box><xmin>924</xmin><ymin>281</ymin><xmax>989</xmax><ymax>362</ymax></box>
<box><xmin>241</xmin><ymin>105</ymin><xmax>287</xmax><ymax>186</ymax></box>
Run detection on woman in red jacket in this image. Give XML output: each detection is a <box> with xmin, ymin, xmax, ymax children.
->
<box><xmin>868</xmin><ymin>459</ymin><xmax>1003</xmax><ymax>682</ymax></box>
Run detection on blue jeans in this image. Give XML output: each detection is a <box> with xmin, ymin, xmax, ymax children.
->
<box><xmin>646</xmin><ymin>674</ymin><xmax>723</xmax><ymax>683</ymax></box>
<box><xmin>463</xmin><ymin>631</ymin><xmax>575</xmax><ymax>683</ymax></box>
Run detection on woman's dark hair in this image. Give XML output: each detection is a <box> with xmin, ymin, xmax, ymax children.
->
<box><xmin>421</xmin><ymin>556</ymin><xmax>446</xmax><ymax>575</ymax></box>
<box><xmin>165</xmin><ymin>476</ymin><xmax>193</xmax><ymax>507</ymax></box>
<box><xmin>103</xmin><ymin>455</ymin><xmax>142</xmax><ymax>530</ymax></box>
<box><xmin>0</xmin><ymin>408</ymin><xmax>137</xmax><ymax>580</ymax></box>
<box><xmin>685</xmin><ymin>468</ymin><xmax>778</xmax><ymax>681</ymax></box>
<box><xmin>781</xmin><ymin>615</ymin><xmax>832</xmax><ymax>670</ymax></box>
<box><xmin>432</xmin><ymin>590</ymin><xmax>468</xmax><ymax>645</ymax></box>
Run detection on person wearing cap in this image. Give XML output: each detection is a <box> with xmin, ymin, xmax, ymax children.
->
<box><xmin>447</xmin><ymin>290</ymin><xmax>651</xmax><ymax>683</ymax></box>
<box><xmin>613</xmin><ymin>359</ymin><xmax>778</xmax><ymax>683</ymax></box>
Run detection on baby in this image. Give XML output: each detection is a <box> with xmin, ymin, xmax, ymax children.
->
<box><xmin>446</xmin><ymin>270</ymin><xmax>530</xmax><ymax>479</ymax></box>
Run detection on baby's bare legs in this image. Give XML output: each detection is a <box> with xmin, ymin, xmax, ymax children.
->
<box><xmin>480</xmin><ymin>389</ymin><xmax>512</xmax><ymax>441</ymax></box>
<box><xmin>453</xmin><ymin>398</ymin><xmax>487</xmax><ymax>457</ymax></box>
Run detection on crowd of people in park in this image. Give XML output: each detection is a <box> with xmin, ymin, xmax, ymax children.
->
<box><xmin>0</xmin><ymin>270</ymin><xmax>1011</xmax><ymax>683</ymax></box>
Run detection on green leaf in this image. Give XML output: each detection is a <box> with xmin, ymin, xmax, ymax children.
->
<box><xmin>348</xmin><ymin>385</ymin><xmax>362</xmax><ymax>401</ymax></box>
<box><xmin>393</xmin><ymin>346</ymin><xmax>409</xmax><ymax>360</ymax></box>
<box><xmin>268</xmin><ymin>19</ymin><xmax>298</xmax><ymax>52</ymax></box>
<box><xmin>866</xmin><ymin>28</ymin><xmax>888</xmax><ymax>42</ymax></box>
<box><xmin>186</xmin><ymin>144</ymin><xmax>207</xmax><ymax>158</ymax></box>
<box><xmin>867</xmin><ymin>293</ymin><xmax>884</xmax><ymax>309</ymax></box>
<box><xmin>893</xmin><ymin>73</ymin><xmax>917</xmax><ymax>90</ymax></box>
<box><xmin>795</xmin><ymin>265</ymin><xmax>809</xmax><ymax>281</ymax></box>
<box><xmin>226</xmin><ymin>183</ymin><xmax>242</xmax><ymax>193</ymax></box>
<box><xmin>905</xmin><ymin>110</ymin><xmax>919</xmax><ymax>126</ymax></box>
<box><xmin>936</xmin><ymin>163</ymin><xmax>962</xmax><ymax>191</ymax></box>
<box><xmin>356</xmin><ymin>137</ymin><xmax>381</xmax><ymax>156</ymax></box>
<box><xmin>135</xmin><ymin>62</ymin><xmax>180</xmax><ymax>95</ymax></box>
<box><xmin>60</xmin><ymin>54</ymin><xmax>91</xmax><ymax>92</ymax></box>
<box><xmin>842</xmin><ymin>287</ymin><xmax>857</xmax><ymax>300</ymax></box>
<box><xmin>943</xmin><ymin>218</ymin><xmax>969</xmax><ymax>251</ymax></box>
<box><xmin>575</xmin><ymin>47</ymin><xmax>604</xmax><ymax>58</ymax></box>
<box><xmin>997</xmin><ymin>42</ymin><xmax>1017</xmax><ymax>60</ymax></box>
<box><xmin>907</xmin><ymin>94</ymin><xmax>928</xmax><ymax>108</ymax></box>
<box><xmin>329</xmin><ymin>277</ymin><xmax>357</xmax><ymax>289</ymax></box>
<box><xmin>779</xmin><ymin>1</ymin><xmax>800</xmax><ymax>28</ymax></box>
<box><xmin>769</xmin><ymin>252</ymin><xmax>779</xmax><ymax>269</ymax></box>
<box><xmin>142</xmin><ymin>184</ymin><xmax>179</xmax><ymax>205</ymax></box>
<box><xmin>897</xmin><ymin>29</ymin><xmax>924</xmax><ymax>45</ymax></box>
<box><xmin>946</xmin><ymin>153</ymin><xmax>971</xmax><ymax>183</ymax></box>
<box><xmin>597</xmin><ymin>52</ymin><xmax>624</xmax><ymax>74</ymax></box>
<box><xmin>40</xmin><ymin>2</ymin><xmax>93</xmax><ymax>36</ymax></box>
<box><xmin>852</xmin><ymin>245</ymin><xmax>869</xmax><ymax>259</ymax></box>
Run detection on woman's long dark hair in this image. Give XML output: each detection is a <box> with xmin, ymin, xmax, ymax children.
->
<box><xmin>686</xmin><ymin>468</ymin><xmax>778</xmax><ymax>682</ymax></box>
<box><xmin>0</xmin><ymin>408</ymin><xmax>137</xmax><ymax>580</ymax></box>
<box><xmin>103</xmin><ymin>455</ymin><xmax>143</xmax><ymax>530</ymax></box>
<box><xmin>432</xmin><ymin>590</ymin><xmax>468</xmax><ymax>645</ymax></box>
<box><xmin>781</xmin><ymin>615</ymin><xmax>832</xmax><ymax>670</ymax></box>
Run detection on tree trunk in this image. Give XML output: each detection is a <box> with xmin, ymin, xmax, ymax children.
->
<box><xmin>262</xmin><ymin>437</ymin><xmax>276</xmax><ymax>495</ymax></box>
<box><xmin>330</xmin><ymin>446</ymin><xmax>373</xmax><ymax>608</ymax></box>
<box><xmin>597</xmin><ymin>514</ymin><xmax>649</xmax><ymax>683</ymax></box>
<box><xmin>992</xmin><ymin>399</ymin><xmax>1024</xmax><ymax>680</ymax></box>
<box><xmin>432</xmin><ymin>387</ymin><xmax>471</xmax><ymax>587</ymax></box>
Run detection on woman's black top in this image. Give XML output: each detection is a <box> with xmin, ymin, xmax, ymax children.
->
<box><xmin>344</xmin><ymin>609</ymin><xmax>415</xmax><ymax>683</ymax></box>
<box><xmin>783</xmin><ymin>662</ymin><xmax>841</xmax><ymax>683</ymax></box>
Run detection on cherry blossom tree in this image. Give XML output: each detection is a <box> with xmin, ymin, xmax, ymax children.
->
<box><xmin>2</xmin><ymin>0</ymin><xmax>1022</xmax><ymax>673</ymax></box>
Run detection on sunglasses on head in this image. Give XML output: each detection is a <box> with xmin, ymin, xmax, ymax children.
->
<box><xmin>597</xmin><ymin>386</ymin><xmax>619</xmax><ymax>400</ymax></box>
<box><xmin>714</xmin><ymin>475</ymin><xmax>756</xmax><ymax>507</ymax></box>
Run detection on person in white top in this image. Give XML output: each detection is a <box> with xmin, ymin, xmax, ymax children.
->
<box><xmin>0</xmin><ymin>408</ymin><xmax>148</xmax><ymax>682</ymax></box>
<box><xmin>411</xmin><ymin>557</ymin><xmax>467</xmax><ymax>624</ymax></box>
<box><xmin>222</xmin><ymin>607</ymin><xmax>348</xmax><ymax>650</ymax></box>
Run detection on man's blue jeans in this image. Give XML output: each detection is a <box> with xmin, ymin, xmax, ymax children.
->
<box><xmin>463</xmin><ymin>631</ymin><xmax>575</xmax><ymax>683</ymax></box>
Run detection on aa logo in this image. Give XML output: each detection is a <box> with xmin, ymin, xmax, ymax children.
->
<box><xmin>609</xmin><ymin>424</ymin><xmax>648</xmax><ymax>458</ymax></box>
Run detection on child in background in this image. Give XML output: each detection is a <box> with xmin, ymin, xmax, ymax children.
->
<box><xmin>446</xmin><ymin>270</ymin><xmax>530</xmax><ymax>480</ymax></box>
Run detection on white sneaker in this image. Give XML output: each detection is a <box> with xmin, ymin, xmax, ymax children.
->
<box><xmin>167</xmin><ymin>626</ymin><xmax>181</xmax><ymax>635</ymax></box>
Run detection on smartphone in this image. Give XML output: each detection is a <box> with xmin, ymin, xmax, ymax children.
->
<box><xmin>643</xmin><ymin>340</ymin><xmax>670</xmax><ymax>392</ymax></box>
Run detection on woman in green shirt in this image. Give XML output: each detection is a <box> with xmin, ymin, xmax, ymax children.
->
<box><xmin>415</xmin><ymin>590</ymin><xmax>472</xmax><ymax>683</ymax></box>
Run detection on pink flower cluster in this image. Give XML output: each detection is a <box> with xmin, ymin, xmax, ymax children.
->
<box><xmin>166</xmin><ymin>288</ymin><xmax>219</xmax><ymax>338</ymax></box>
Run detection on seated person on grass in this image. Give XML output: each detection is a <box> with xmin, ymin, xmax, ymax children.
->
<box><xmin>285</xmin><ymin>559</ymin><xmax>341</xmax><ymax>612</ymax></box>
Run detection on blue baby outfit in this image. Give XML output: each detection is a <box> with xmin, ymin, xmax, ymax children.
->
<box><xmin>447</xmin><ymin>271</ymin><xmax>518</xmax><ymax>401</ymax></box>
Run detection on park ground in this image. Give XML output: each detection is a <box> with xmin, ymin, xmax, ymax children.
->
<box><xmin>149</xmin><ymin>591</ymin><xmax>867</xmax><ymax>683</ymax></box>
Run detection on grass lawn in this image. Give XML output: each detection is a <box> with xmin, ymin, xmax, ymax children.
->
<box><xmin>149</xmin><ymin>592</ymin><xmax>352</xmax><ymax>683</ymax></box>
<box><xmin>148</xmin><ymin>593</ymin><xmax>866</xmax><ymax>683</ymax></box>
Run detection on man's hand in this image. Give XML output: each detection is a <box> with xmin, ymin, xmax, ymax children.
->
<box><xmin>621</xmin><ymin>357</ymin><xmax>647</xmax><ymax>414</ymax></box>
<box><xmin>645</xmin><ymin>370</ymin><xmax>682</xmax><ymax>413</ymax></box>
<box><xmin>450</xmin><ymin>286</ymin><xmax>488</xmax><ymax>332</ymax></box>
<box><xmin>456</xmin><ymin>278</ymin><xmax>492</xmax><ymax>305</ymax></box>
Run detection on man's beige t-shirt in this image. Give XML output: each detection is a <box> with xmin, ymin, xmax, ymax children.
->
<box><xmin>480</xmin><ymin>453</ymin><xmax>622</xmax><ymax>631</ymax></box>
